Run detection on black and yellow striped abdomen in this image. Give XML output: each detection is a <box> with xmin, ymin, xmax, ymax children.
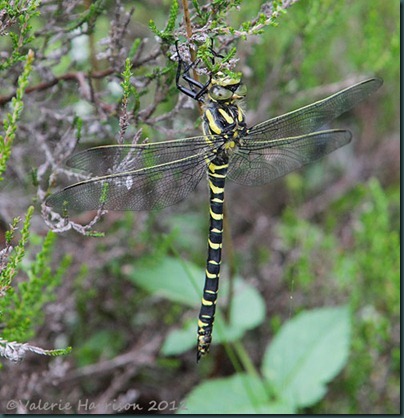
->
<box><xmin>197</xmin><ymin>159</ymin><xmax>228</xmax><ymax>360</ymax></box>
<box><xmin>197</xmin><ymin>100</ymin><xmax>246</xmax><ymax>361</ymax></box>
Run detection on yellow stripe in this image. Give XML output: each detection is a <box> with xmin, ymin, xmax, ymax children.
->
<box><xmin>210</xmin><ymin>172</ymin><xmax>226</xmax><ymax>179</ymax></box>
<box><xmin>211</xmin><ymin>227</ymin><xmax>223</xmax><ymax>233</ymax></box>
<box><xmin>208</xmin><ymin>239</ymin><xmax>222</xmax><ymax>250</ymax></box>
<box><xmin>198</xmin><ymin>319</ymin><xmax>209</xmax><ymax>327</ymax></box>
<box><xmin>237</xmin><ymin>107</ymin><xmax>244</xmax><ymax>122</ymax></box>
<box><xmin>218</xmin><ymin>108</ymin><xmax>234</xmax><ymax>124</ymax></box>
<box><xmin>206</xmin><ymin>270</ymin><xmax>217</xmax><ymax>279</ymax></box>
<box><xmin>205</xmin><ymin>109</ymin><xmax>222</xmax><ymax>135</ymax></box>
<box><xmin>211</xmin><ymin>198</ymin><xmax>224</xmax><ymax>204</ymax></box>
<box><xmin>204</xmin><ymin>156</ymin><xmax>212</xmax><ymax>166</ymax></box>
<box><xmin>210</xmin><ymin>209</ymin><xmax>223</xmax><ymax>220</ymax></box>
<box><xmin>202</xmin><ymin>298</ymin><xmax>213</xmax><ymax>306</ymax></box>
<box><xmin>208</xmin><ymin>181</ymin><xmax>224</xmax><ymax>195</ymax></box>
<box><xmin>209</xmin><ymin>162</ymin><xmax>228</xmax><ymax>173</ymax></box>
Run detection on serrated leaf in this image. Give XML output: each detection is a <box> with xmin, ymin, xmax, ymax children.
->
<box><xmin>262</xmin><ymin>305</ymin><xmax>351</xmax><ymax>408</ymax></box>
<box><xmin>179</xmin><ymin>373</ymin><xmax>295</xmax><ymax>414</ymax></box>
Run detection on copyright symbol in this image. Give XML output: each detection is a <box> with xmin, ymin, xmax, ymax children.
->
<box><xmin>7</xmin><ymin>399</ymin><xmax>18</xmax><ymax>409</ymax></box>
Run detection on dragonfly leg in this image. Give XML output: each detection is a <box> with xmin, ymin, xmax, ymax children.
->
<box><xmin>175</xmin><ymin>41</ymin><xmax>211</xmax><ymax>101</ymax></box>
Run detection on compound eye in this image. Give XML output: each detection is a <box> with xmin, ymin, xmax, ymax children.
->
<box><xmin>235</xmin><ymin>83</ymin><xmax>247</xmax><ymax>97</ymax></box>
<box><xmin>209</xmin><ymin>85</ymin><xmax>233</xmax><ymax>101</ymax></box>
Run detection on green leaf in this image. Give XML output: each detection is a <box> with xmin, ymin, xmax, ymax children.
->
<box><xmin>213</xmin><ymin>281</ymin><xmax>266</xmax><ymax>344</ymax></box>
<box><xmin>162</xmin><ymin>281</ymin><xmax>266</xmax><ymax>356</ymax></box>
<box><xmin>130</xmin><ymin>256</ymin><xmax>266</xmax><ymax>356</ymax></box>
<box><xmin>161</xmin><ymin>320</ymin><xmax>196</xmax><ymax>356</ymax></box>
<box><xmin>129</xmin><ymin>256</ymin><xmax>202</xmax><ymax>306</ymax></box>
<box><xmin>262</xmin><ymin>305</ymin><xmax>351</xmax><ymax>408</ymax></box>
<box><xmin>179</xmin><ymin>373</ymin><xmax>295</xmax><ymax>414</ymax></box>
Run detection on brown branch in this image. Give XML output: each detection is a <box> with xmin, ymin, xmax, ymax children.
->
<box><xmin>0</xmin><ymin>68</ymin><xmax>114</xmax><ymax>106</ymax></box>
<box><xmin>62</xmin><ymin>333</ymin><xmax>162</xmax><ymax>382</ymax></box>
<box><xmin>181</xmin><ymin>0</ymin><xmax>195</xmax><ymax>60</ymax></box>
<box><xmin>181</xmin><ymin>0</ymin><xmax>203</xmax><ymax>115</ymax></box>
<box><xmin>0</xmin><ymin>48</ymin><xmax>161</xmax><ymax>106</ymax></box>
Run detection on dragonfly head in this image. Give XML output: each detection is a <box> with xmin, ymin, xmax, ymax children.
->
<box><xmin>208</xmin><ymin>72</ymin><xmax>247</xmax><ymax>103</ymax></box>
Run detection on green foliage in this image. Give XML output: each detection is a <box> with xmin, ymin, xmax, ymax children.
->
<box><xmin>65</xmin><ymin>0</ymin><xmax>105</xmax><ymax>33</ymax></box>
<box><xmin>279</xmin><ymin>210</ymin><xmax>335</xmax><ymax>290</ymax></box>
<box><xmin>180</xmin><ymin>373</ymin><xmax>292</xmax><ymax>414</ymax></box>
<box><xmin>121</xmin><ymin>58</ymin><xmax>135</xmax><ymax>99</ymax></box>
<box><xmin>0</xmin><ymin>211</ymin><xmax>72</xmax><ymax>359</ymax></box>
<box><xmin>190</xmin><ymin>0</ymin><xmax>207</xmax><ymax>23</ymax></box>
<box><xmin>128</xmin><ymin>254</ymin><xmax>265</xmax><ymax>356</ymax></box>
<box><xmin>179</xmin><ymin>306</ymin><xmax>350</xmax><ymax>413</ymax></box>
<box><xmin>149</xmin><ymin>0</ymin><xmax>179</xmax><ymax>42</ymax></box>
<box><xmin>263</xmin><ymin>306</ymin><xmax>350</xmax><ymax>409</ymax></box>
<box><xmin>0</xmin><ymin>0</ymin><xmax>396</xmax><ymax>412</ymax></box>
<box><xmin>345</xmin><ymin>1</ymin><xmax>399</xmax><ymax>76</ymax></box>
<box><xmin>246</xmin><ymin>0</ymin><xmax>398</xmax><ymax>116</ymax></box>
<box><xmin>279</xmin><ymin>178</ymin><xmax>398</xmax><ymax>299</ymax></box>
<box><xmin>0</xmin><ymin>207</ymin><xmax>34</xmax><ymax>289</ymax></box>
<box><xmin>0</xmin><ymin>0</ymin><xmax>40</xmax><ymax>71</ymax></box>
<box><xmin>332</xmin><ymin>179</ymin><xmax>399</xmax><ymax>413</ymax></box>
<box><xmin>189</xmin><ymin>0</ymin><xmax>277</xmax><ymax>36</ymax></box>
<box><xmin>0</xmin><ymin>49</ymin><xmax>34</xmax><ymax>179</ymax></box>
<box><xmin>196</xmin><ymin>40</ymin><xmax>241</xmax><ymax>80</ymax></box>
<box><xmin>72</xmin><ymin>115</ymin><xmax>83</xmax><ymax>142</ymax></box>
<box><xmin>335</xmin><ymin>179</ymin><xmax>399</xmax><ymax>308</ymax></box>
<box><xmin>0</xmin><ymin>2</ymin><xmax>74</xmax><ymax>362</ymax></box>
<box><xmin>276</xmin><ymin>178</ymin><xmax>399</xmax><ymax>413</ymax></box>
<box><xmin>121</xmin><ymin>58</ymin><xmax>140</xmax><ymax>114</ymax></box>
<box><xmin>123</xmin><ymin>175</ymin><xmax>397</xmax><ymax>412</ymax></box>
<box><xmin>128</xmin><ymin>38</ymin><xmax>142</xmax><ymax>61</ymax></box>
<box><xmin>0</xmin><ymin>230</ymin><xmax>72</xmax><ymax>342</ymax></box>
<box><xmin>126</xmin><ymin>247</ymin><xmax>351</xmax><ymax>412</ymax></box>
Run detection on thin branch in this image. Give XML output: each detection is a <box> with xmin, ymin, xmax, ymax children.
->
<box><xmin>0</xmin><ymin>49</ymin><xmax>161</xmax><ymax>106</ymax></box>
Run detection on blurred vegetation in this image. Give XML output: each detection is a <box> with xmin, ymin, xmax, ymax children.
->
<box><xmin>0</xmin><ymin>0</ymin><xmax>71</xmax><ymax>364</ymax></box>
<box><xmin>0</xmin><ymin>0</ymin><xmax>399</xmax><ymax>414</ymax></box>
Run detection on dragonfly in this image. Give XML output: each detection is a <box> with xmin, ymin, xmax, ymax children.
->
<box><xmin>46</xmin><ymin>47</ymin><xmax>382</xmax><ymax>361</ymax></box>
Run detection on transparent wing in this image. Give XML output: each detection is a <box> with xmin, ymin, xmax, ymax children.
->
<box><xmin>46</xmin><ymin>140</ymin><xmax>220</xmax><ymax>214</ymax></box>
<box><xmin>46</xmin><ymin>78</ymin><xmax>382</xmax><ymax>212</ymax></box>
<box><xmin>228</xmin><ymin>130</ymin><xmax>352</xmax><ymax>186</ymax></box>
<box><xmin>65</xmin><ymin>136</ymin><xmax>215</xmax><ymax>176</ymax></box>
<box><xmin>247</xmin><ymin>78</ymin><xmax>382</xmax><ymax>142</ymax></box>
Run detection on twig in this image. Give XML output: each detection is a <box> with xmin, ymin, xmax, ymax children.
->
<box><xmin>0</xmin><ymin>50</ymin><xmax>161</xmax><ymax>106</ymax></box>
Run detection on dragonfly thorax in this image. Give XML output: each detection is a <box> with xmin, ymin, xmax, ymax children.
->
<box><xmin>203</xmin><ymin>97</ymin><xmax>247</xmax><ymax>144</ymax></box>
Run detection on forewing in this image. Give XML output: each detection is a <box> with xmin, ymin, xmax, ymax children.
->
<box><xmin>46</xmin><ymin>151</ymin><xmax>213</xmax><ymax>214</ymax></box>
<box><xmin>66</xmin><ymin>136</ymin><xmax>213</xmax><ymax>176</ymax></box>
<box><xmin>248</xmin><ymin>78</ymin><xmax>382</xmax><ymax>141</ymax></box>
<box><xmin>228</xmin><ymin>130</ymin><xmax>352</xmax><ymax>186</ymax></box>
